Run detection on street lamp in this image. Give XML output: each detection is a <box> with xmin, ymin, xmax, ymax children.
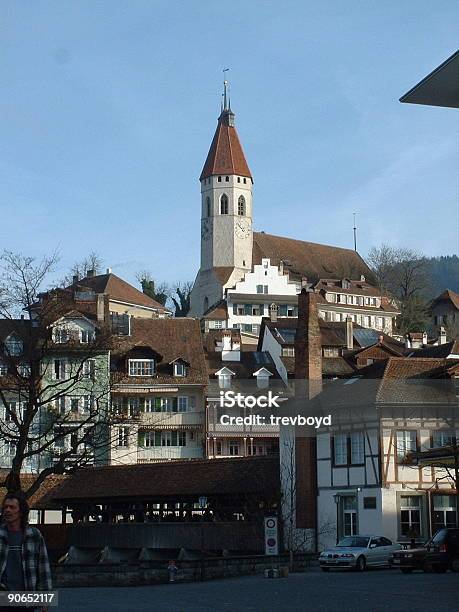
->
<box><xmin>333</xmin><ymin>494</ymin><xmax>340</xmax><ymax>544</ymax></box>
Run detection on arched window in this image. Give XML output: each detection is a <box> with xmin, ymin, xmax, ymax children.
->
<box><xmin>220</xmin><ymin>194</ymin><xmax>228</xmax><ymax>215</ymax></box>
<box><xmin>206</xmin><ymin>196</ymin><xmax>211</xmax><ymax>217</ymax></box>
<box><xmin>238</xmin><ymin>196</ymin><xmax>245</xmax><ymax>216</ymax></box>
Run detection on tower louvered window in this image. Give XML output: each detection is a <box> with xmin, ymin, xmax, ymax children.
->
<box><xmin>220</xmin><ymin>194</ymin><xmax>228</xmax><ymax>215</ymax></box>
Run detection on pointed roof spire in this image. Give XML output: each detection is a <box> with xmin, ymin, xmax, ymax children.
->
<box><xmin>223</xmin><ymin>68</ymin><xmax>230</xmax><ymax>111</ymax></box>
<box><xmin>200</xmin><ymin>75</ymin><xmax>252</xmax><ymax>181</ymax></box>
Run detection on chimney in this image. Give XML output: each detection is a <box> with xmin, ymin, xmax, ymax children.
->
<box><xmin>72</xmin><ymin>274</ymin><xmax>79</xmax><ymax>285</ymax></box>
<box><xmin>106</xmin><ymin>267</ymin><xmax>112</xmax><ymax>275</ymax></box>
<box><xmin>221</xmin><ymin>330</ymin><xmax>232</xmax><ymax>352</ymax></box>
<box><xmin>97</xmin><ymin>294</ymin><xmax>109</xmax><ymax>325</ymax></box>
<box><xmin>439</xmin><ymin>326</ymin><xmax>447</xmax><ymax>345</ymax></box>
<box><xmin>279</xmin><ymin>260</ymin><xmax>284</xmax><ymax>275</ymax></box>
<box><xmin>86</xmin><ymin>269</ymin><xmax>95</xmax><ymax>278</ymax></box>
<box><xmin>221</xmin><ymin>331</ymin><xmax>240</xmax><ymax>362</ymax></box>
<box><xmin>269</xmin><ymin>303</ymin><xmax>278</xmax><ymax>322</ymax></box>
<box><xmin>422</xmin><ymin>331</ymin><xmax>428</xmax><ymax>346</ymax></box>
<box><xmin>294</xmin><ymin>289</ymin><xmax>322</xmax><ymax>398</ymax></box>
<box><xmin>346</xmin><ymin>316</ymin><xmax>353</xmax><ymax>350</ymax></box>
<box><xmin>293</xmin><ymin>288</ymin><xmax>321</xmax><ymax>532</ymax></box>
<box><xmin>405</xmin><ymin>335</ymin><xmax>411</xmax><ymax>349</ymax></box>
<box><xmin>360</xmin><ymin>275</ymin><xmax>366</xmax><ymax>282</ymax></box>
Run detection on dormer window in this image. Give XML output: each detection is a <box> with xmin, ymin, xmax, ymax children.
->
<box><xmin>4</xmin><ymin>334</ymin><xmax>23</xmax><ymax>356</ymax></box>
<box><xmin>174</xmin><ymin>363</ymin><xmax>186</xmax><ymax>377</ymax></box>
<box><xmin>219</xmin><ymin>374</ymin><xmax>232</xmax><ymax>389</ymax></box>
<box><xmin>53</xmin><ymin>328</ymin><xmax>69</xmax><ymax>344</ymax></box>
<box><xmin>253</xmin><ymin>368</ymin><xmax>273</xmax><ymax>389</ymax></box>
<box><xmin>129</xmin><ymin>359</ymin><xmax>155</xmax><ymax>376</ymax></box>
<box><xmin>80</xmin><ymin>329</ymin><xmax>95</xmax><ymax>344</ymax></box>
<box><xmin>216</xmin><ymin>367</ymin><xmax>235</xmax><ymax>389</ymax></box>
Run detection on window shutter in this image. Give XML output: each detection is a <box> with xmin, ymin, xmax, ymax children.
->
<box><xmin>244</xmin><ymin>304</ymin><xmax>251</xmax><ymax>315</ymax></box>
<box><xmin>154</xmin><ymin>431</ymin><xmax>161</xmax><ymax>446</ymax></box>
<box><xmin>233</xmin><ymin>304</ymin><xmax>237</xmax><ymax>315</ymax></box>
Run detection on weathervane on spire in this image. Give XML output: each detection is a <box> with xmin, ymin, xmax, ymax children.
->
<box><xmin>222</xmin><ymin>68</ymin><xmax>230</xmax><ymax>111</ymax></box>
<box><xmin>353</xmin><ymin>212</ymin><xmax>358</xmax><ymax>251</ymax></box>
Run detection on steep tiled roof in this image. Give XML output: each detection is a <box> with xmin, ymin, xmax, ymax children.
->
<box><xmin>315</xmin><ymin>279</ymin><xmax>381</xmax><ymax>297</ymax></box>
<box><xmin>49</xmin><ymin>456</ymin><xmax>279</xmax><ymax>502</ymax></box>
<box><xmin>0</xmin><ymin>319</ymin><xmax>31</xmax><ymax>342</ymax></box>
<box><xmin>202</xmin><ymin>299</ymin><xmax>228</xmax><ymax>320</ymax></box>
<box><xmin>206</xmin><ymin>349</ymin><xmax>281</xmax><ymax>380</ymax></box>
<box><xmin>253</xmin><ymin>232</ymin><xmax>375</xmax><ymax>283</ymax></box>
<box><xmin>200</xmin><ymin>110</ymin><xmax>252</xmax><ymax>180</ymax></box>
<box><xmin>259</xmin><ymin>317</ymin><xmax>404</xmax><ymax>351</ymax></box>
<box><xmin>431</xmin><ymin>289</ymin><xmax>459</xmax><ymax>310</ymax></box>
<box><xmin>0</xmin><ymin>472</ymin><xmax>67</xmax><ymax>510</ymax></box>
<box><xmin>319</xmin><ymin>357</ymin><xmax>459</xmax><ymax>411</ymax></box>
<box><xmin>111</xmin><ymin>318</ymin><xmax>207</xmax><ymax>386</ymax></box>
<box><xmin>376</xmin><ymin>358</ymin><xmax>459</xmax><ymax>404</ymax></box>
<box><xmin>213</xmin><ymin>267</ymin><xmax>237</xmax><ymax>286</ymax></box>
<box><xmin>408</xmin><ymin>340</ymin><xmax>459</xmax><ymax>359</ymax></box>
<box><xmin>72</xmin><ymin>273</ymin><xmax>168</xmax><ymax>312</ymax></box>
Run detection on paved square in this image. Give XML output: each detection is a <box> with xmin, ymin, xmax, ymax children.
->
<box><xmin>58</xmin><ymin>568</ymin><xmax>459</xmax><ymax>612</ymax></box>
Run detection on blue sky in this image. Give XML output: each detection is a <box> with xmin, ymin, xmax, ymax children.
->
<box><xmin>1</xmin><ymin>1</ymin><xmax>458</xmax><ymax>288</ymax></box>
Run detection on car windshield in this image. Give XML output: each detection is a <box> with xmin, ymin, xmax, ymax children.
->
<box><xmin>428</xmin><ymin>529</ymin><xmax>448</xmax><ymax>546</ymax></box>
<box><xmin>337</xmin><ymin>537</ymin><xmax>370</xmax><ymax>548</ymax></box>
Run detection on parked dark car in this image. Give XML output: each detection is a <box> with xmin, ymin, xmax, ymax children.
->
<box><xmin>390</xmin><ymin>528</ymin><xmax>459</xmax><ymax>573</ymax></box>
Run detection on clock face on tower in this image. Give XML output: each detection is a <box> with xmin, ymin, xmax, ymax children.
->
<box><xmin>201</xmin><ymin>218</ymin><xmax>212</xmax><ymax>240</ymax></box>
<box><xmin>235</xmin><ymin>219</ymin><xmax>251</xmax><ymax>239</ymax></box>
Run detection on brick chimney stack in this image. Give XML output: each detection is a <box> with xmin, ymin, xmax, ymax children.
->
<box><xmin>294</xmin><ymin>288</ymin><xmax>322</xmax><ymax>398</ymax></box>
<box><xmin>293</xmin><ymin>288</ymin><xmax>322</xmax><ymax>532</ymax></box>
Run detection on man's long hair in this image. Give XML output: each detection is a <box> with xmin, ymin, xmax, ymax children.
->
<box><xmin>2</xmin><ymin>492</ymin><xmax>30</xmax><ymax>529</ymax></box>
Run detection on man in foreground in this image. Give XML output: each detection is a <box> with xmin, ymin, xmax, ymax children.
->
<box><xmin>0</xmin><ymin>492</ymin><xmax>52</xmax><ymax>611</ymax></box>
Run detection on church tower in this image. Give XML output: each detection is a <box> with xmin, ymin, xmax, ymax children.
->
<box><xmin>190</xmin><ymin>82</ymin><xmax>254</xmax><ymax>317</ymax></box>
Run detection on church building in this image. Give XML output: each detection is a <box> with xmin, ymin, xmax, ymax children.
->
<box><xmin>189</xmin><ymin>84</ymin><xmax>398</xmax><ymax>339</ymax></box>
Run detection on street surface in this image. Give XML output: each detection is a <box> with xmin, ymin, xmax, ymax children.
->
<box><xmin>58</xmin><ymin>568</ymin><xmax>458</xmax><ymax>612</ymax></box>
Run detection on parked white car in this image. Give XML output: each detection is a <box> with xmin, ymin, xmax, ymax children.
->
<box><xmin>319</xmin><ymin>535</ymin><xmax>402</xmax><ymax>571</ymax></box>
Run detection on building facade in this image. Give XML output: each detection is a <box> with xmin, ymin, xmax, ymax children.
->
<box><xmin>316</xmin><ymin>358</ymin><xmax>459</xmax><ymax>550</ymax></box>
<box><xmin>110</xmin><ymin>318</ymin><xmax>208</xmax><ymax>464</ymax></box>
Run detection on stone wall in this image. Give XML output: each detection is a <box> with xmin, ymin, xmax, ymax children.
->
<box><xmin>53</xmin><ymin>554</ymin><xmax>317</xmax><ymax>587</ymax></box>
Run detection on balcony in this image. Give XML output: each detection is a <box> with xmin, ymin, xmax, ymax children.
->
<box><xmin>139</xmin><ymin>411</ymin><xmax>204</xmax><ymax>428</ymax></box>
<box><xmin>137</xmin><ymin>446</ymin><xmax>203</xmax><ymax>462</ymax></box>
